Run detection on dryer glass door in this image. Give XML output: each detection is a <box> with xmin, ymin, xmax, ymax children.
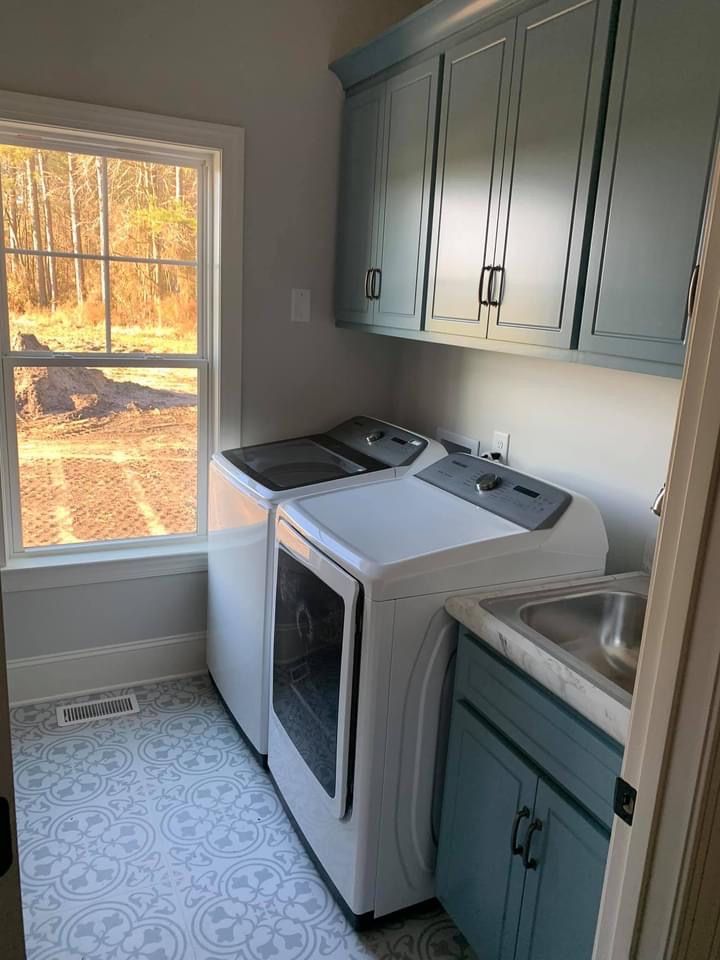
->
<box><xmin>272</xmin><ymin>520</ymin><xmax>360</xmax><ymax>818</ymax></box>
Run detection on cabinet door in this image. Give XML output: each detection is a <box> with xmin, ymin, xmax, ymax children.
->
<box><xmin>515</xmin><ymin>779</ymin><xmax>609</xmax><ymax>960</ymax></box>
<box><xmin>488</xmin><ymin>0</ymin><xmax>612</xmax><ymax>348</ymax></box>
<box><xmin>334</xmin><ymin>83</ymin><xmax>385</xmax><ymax>326</ymax></box>
<box><xmin>374</xmin><ymin>58</ymin><xmax>440</xmax><ymax>331</ymax></box>
<box><xmin>426</xmin><ymin>25</ymin><xmax>514</xmax><ymax>338</ymax></box>
<box><xmin>579</xmin><ymin>0</ymin><xmax>720</xmax><ymax>366</ymax></box>
<box><xmin>436</xmin><ymin>703</ymin><xmax>537</xmax><ymax>960</ymax></box>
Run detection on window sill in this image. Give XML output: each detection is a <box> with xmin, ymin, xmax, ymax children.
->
<box><xmin>1</xmin><ymin>540</ymin><xmax>208</xmax><ymax>594</ymax></box>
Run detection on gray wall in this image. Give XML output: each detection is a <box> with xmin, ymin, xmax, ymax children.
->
<box><xmin>0</xmin><ymin>0</ymin><xmax>426</xmax><ymax>661</ymax></box>
<box><xmin>4</xmin><ymin>573</ymin><xmax>207</xmax><ymax>660</ymax></box>
<box><xmin>391</xmin><ymin>342</ymin><xmax>680</xmax><ymax>573</ymax></box>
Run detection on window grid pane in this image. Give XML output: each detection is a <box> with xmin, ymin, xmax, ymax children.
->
<box><xmin>0</xmin><ymin>139</ymin><xmax>208</xmax><ymax>555</ymax></box>
<box><xmin>5</xmin><ymin>253</ymin><xmax>106</xmax><ymax>353</ymax></box>
<box><xmin>0</xmin><ymin>145</ymin><xmax>200</xmax><ymax>358</ymax></box>
<box><xmin>13</xmin><ymin>363</ymin><xmax>199</xmax><ymax>549</ymax></box>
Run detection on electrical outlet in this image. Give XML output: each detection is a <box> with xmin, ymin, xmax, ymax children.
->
<box><xmin>492</xmin><ymin>430</ymin><xmax>510</xmax><ymax>463</ymax></box>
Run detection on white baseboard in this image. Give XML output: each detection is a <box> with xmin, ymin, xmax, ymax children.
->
<box><xmin>7</xmin><ymin>631</ymin><xmax>207</xmax><ymax>705</ymax></box>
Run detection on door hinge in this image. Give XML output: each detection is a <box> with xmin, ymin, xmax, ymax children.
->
<box><xmin>614</xmin><ymin>777</ymin><xmax>637</xmax><ymax>826</ymax></box>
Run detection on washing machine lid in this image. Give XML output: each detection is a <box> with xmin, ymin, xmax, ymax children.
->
<box><xmin>218</xmin><ymin>417</ymin><xmax>432</xmax><ymax>494</ymax></box>
<box><xmin>280</xmin><ymin>476</ymin><xmax>525</xmax><ymax>571</ymax></box>
<box><xmin>219</xmin><ymin>436</ymin><xmax>383</xmax><ymax>492</ymax></box>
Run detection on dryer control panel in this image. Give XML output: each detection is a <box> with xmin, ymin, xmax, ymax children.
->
<box><xmin>329</xmin><ymin>416</ymin><xmax>427</xmax><ymax>468</ymax></box>
<box><xmin>418</xmin><ymin>454</ymin><xmax>572</xmax><ymax>531</ymax></box>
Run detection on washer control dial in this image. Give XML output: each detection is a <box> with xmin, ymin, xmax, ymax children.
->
<box><xmin>476</xmin><ymin>473</ymin><xmax>501</xmax><ymax>493</ymax></box>
<box><xmin>366</xmin><ymin>430</ymin><xmax>385</xmax><ymax>444</ymax></box>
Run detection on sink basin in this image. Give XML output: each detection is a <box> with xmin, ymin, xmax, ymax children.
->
<box><xmin>482</xmin><ymin>575</ymin><xmax>649</xmax><ymax>702</ymax></box>
<box><xmin>519</xmin><ymin>592</ymin><xmax>646</xmax><ymax>695</ymax></box>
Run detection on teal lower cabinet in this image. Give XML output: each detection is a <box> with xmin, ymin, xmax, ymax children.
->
<box><xmin>437</xmin><ymin>630</ymin><xmax>621</xmax><ymax>959</ymax></box>
<box><xmin>514</xmin><ymin>780</ymin><xmax>609</xmax><ymax>960</ymax></box>
<box><xmin>436</xmin><ymin>704</ymin><xmax>537</xmax><ymax>960</ymax></box>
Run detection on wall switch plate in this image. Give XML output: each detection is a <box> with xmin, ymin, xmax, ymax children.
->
<box><xmin>436</xmin><ymin>428</ymin><xmax>481</xmax><ymax>456</ymax></box>
<box><xmin>492</xmin><ymin>430</ymin><xmax>510</xmax><ymax>463</ymax></box>
<box><xmin>291</xmin><ymin>288</ymin><xmax>311</xmax><ymax>323</ymax></box>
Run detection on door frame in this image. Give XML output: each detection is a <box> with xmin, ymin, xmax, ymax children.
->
<box><xmin>0</xmin><ymin>579</ymin><xmax>25</xmax><ymax>959</ymax></box>
<box><xmin>593</xmin><ymin>142</ymin><xmax>720</xmax><ymax>957</ymax></box>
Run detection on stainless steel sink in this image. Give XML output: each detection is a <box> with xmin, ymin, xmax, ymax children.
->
<box><xmin>519</xmin><ymin>591</ymin><xmax>645</xmax><ymax>694</ymax></box>
<box><xmin>483</xmin><ymin>575</ymin><xmax>649</xmax><ymax>702</ymax></box>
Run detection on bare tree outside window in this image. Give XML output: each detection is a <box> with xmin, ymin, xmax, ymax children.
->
<box><xmin>0</xmin><ymin>144</ymin><xmax>202</xmax><ymax>549</ymax></box>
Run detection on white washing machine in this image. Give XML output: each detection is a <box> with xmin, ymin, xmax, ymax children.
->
<box><xmin>267</xmin><ymin>454</ymin><xmax>608</xmax><ymax>924</ymax></box>
<box><xmin>207</xmin><ymin>416</ymin><xmax>445</xmax><ymax>759</ymax></box>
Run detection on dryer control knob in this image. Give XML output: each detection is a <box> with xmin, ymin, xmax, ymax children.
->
<box><xmin>366</xmin><ymin>430</ymin><xmax>385</xmax><ymax>444</ymax></box>
<box><xmin>476</xmin><ymin>473</ymin><xmax>501</xmax><ymax>493</ymax></box>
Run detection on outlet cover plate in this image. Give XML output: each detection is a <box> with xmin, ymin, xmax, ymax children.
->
<box><xmin>291</xmin><ymin>288</ymin><xmax>311</xmax><ymax>323</ymax></box>
<box><xmin>491</xmin><ymin>430</ymin><xmax>510</xmax><ymax>463</ymax></box>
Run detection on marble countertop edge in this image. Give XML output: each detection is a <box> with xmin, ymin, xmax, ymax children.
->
<box><xmin>445</xmin><ymin>572</ymin><xmax>645</xmax><ymax>745</ymax></box>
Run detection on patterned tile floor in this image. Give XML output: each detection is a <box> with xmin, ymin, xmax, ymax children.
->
<box><xmin>11</xmin><ymin>674</ymin><xmax>474</xmax><ymax>960</ymax></box>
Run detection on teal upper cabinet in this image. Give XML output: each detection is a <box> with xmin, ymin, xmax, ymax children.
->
<box><xmin>426</xmin><ymin>24</ymin><xmax>515</xmax><ymax>338</ymax></box>
<box><xmin>425</xmin><ymin>0</ymin><xmax>612</xmax><ymax>348</ymax></box>
<box><xmin>335</xmin><ymin>85</ymin><xmax>384</xmax><ymax>326</ymax></box>
<box><xmin>335</xmin><ymin>58</ymin><xmax>440</xmax><ymax>331</ymax></box>
<box><xmin>488</xmin><ymin>0</ymin><xmax>613</xmax><ymax>348</ymax></box>
<box><xmin>579</xmin><ymin>0</ymin><xmax>720</xmax><ymax>366</ymax></box>
<box><xmin>375</xmin><ymin>60</ymin><xmax>440</xmax><ymax>330</ymax></box>
<box><xmin>332</xmin><ymin>0</ymin><xmax>719</xmax><ymax>376</ymax></box>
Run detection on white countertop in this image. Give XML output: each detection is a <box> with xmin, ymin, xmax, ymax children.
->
<box><xmin>446</xmin><ymin>572</ymin><xmax>647</xmax><ymax>745</ymax></box>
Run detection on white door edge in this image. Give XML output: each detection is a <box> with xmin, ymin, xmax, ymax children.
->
<box><xmin>593</xmin><ymin>143</ymin><xmax>720</xmax><ymax>959</ymax></box>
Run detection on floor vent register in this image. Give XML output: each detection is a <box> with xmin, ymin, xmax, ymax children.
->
<box><xmin>56</xmin><ymin>693</ymin><xmax>140</xmax><ymax>727</ymax></box>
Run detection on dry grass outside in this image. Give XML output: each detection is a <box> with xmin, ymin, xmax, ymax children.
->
<box><xmin>9</xmin><ymin>302</ymin><xmax>198</xmax><ymax>356</ymax></box>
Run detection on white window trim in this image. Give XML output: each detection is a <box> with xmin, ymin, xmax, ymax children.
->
<box><xmin>0</xmin><ymin>540</ymin><xmax>209</xmax><ymax>593</ymax></box>
<box><xmin>0</xmin><ymin>90</ymin><xmax>243</xmax><ymax>588</ymax></box>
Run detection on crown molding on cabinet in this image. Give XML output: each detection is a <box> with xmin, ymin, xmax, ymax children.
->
<box><xmin>330</xmin><ymin>0</ymin><xmax>530</xmax><ymax>89</ymax></box>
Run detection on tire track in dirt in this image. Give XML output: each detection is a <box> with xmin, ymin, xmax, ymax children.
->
<box><xmin>48</xmin><ymin>459</ymin><xmax>75</xmax><ymax>543</ymax></box>
<box><xmin>17</xmin><ymin>408</ymin><xmax>197</xmax><ymax>547</ymax></box>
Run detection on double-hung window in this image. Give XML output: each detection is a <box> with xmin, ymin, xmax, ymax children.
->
<box><xmin>0</xmin><ymin>124</ymin><xmax>220</xmax><ymax>559</ymax></box>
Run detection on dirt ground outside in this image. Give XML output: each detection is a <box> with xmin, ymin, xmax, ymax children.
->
<box><xmin>17</xmin><ymin>406</ymin><xmax>198</xmax><ymax>548</ymax></box>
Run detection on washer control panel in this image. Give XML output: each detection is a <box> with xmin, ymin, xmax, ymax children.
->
<box><xmin>418</xmin><ymin>454</ymin><xmax>572</xmax><ymax>530</ymax></box>
<box><xmin>329</xmin><ymin>416</ymin><xmax>427</xmax><ymax>467</ymax></box>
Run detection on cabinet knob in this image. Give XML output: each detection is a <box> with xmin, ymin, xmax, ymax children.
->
<box><xmin>479</xmin><ymin>265</ymin><xmax>492</xmax><ymax>306</ymax></box>
<box><xmin>489</xmin><ymin>265</ymin><xmax>505</xmax><ymax>307</ymax></box>
<box><xmin>523</xmin><ymin>817</ymin><xmax>543</xmax><ymax>870</ymax></box>
<box><xmin>510</xmin><ymin>806</ymin><xmax>530</xmax><ymax>857</ymax></box>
